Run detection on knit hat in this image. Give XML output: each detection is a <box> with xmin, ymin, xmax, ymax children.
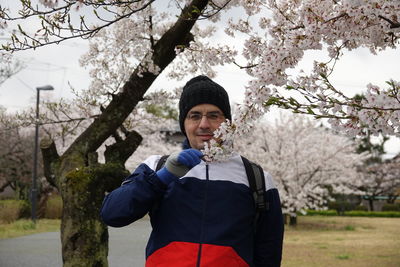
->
<box><xmin>179</xmin><ymin>75</ymin><xmax>231</xmax><ymax>135</ymax></box>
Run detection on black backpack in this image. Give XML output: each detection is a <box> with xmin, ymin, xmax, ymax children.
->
<box><xmin>155</xmin><ymin>155</ymin><xmax>269</xmax><ymax>219</ymax></box>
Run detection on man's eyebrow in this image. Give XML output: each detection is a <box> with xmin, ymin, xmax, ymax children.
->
<box><xmin>189</xmin><ymin>110</ymin><xmax>222</xmax><ymax>113</ymax></box>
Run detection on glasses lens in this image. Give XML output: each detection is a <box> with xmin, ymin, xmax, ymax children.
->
<box><xmin>187</xmin><ymin>112</ymin><xmax>223</xmax><ymax>122</ymax></box>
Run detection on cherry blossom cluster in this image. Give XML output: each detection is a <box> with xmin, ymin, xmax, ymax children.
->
<box><xmin>275</xmin><ymin>62</ymin><xmax>400</xmax><ymax>137</ymax></box>
<box><xmin>38</xmin><ymin>0</ymin><xmax>59</xmax><ymax>9</ymax></box>
<box><xmin>202</xmin><ymin>119</ymin><xmax>235</xmax><ymax>162</ymax></box>
<box><xmin>204</xmin><ymin>0</ymin><xmax>400</xmax><ymax>161</ymax></box>
<box><xmin>80</xmin><ymin>6</ymin><xmax>173</xmax><ymax>96</ymax></box>
<box><xmin>333</xmin><ymin>81</ymin><xmax>400</xmax><ymax>136</ymax></box>
<box><xmin>167</xmin><ymin>23</ymin><xmax>238</xmax><ymax>80</ymax></box>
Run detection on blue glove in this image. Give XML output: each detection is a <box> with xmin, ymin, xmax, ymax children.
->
<box><xmin>156</xmin><ymin>149</ymin><xmax>203</xmax><ymax>185</ymax></box>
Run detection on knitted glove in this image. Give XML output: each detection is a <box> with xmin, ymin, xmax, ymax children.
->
<box><xmin>156</xmin><ymin>149</ymin><xmax>203</xmax><ymax>185</ymax></box>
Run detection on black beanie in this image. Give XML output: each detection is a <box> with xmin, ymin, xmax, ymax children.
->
<box><xmin>179</xmin><ymin>75</ymin><xmax>231</xmax><ymax>135</ymax></box>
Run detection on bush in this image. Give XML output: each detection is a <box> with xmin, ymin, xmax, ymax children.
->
<box><xmin>302</xmin><ymin>209</ymin><xmax>400</xmax><ymax>218</ymax></box>
<box><xmin>344</xmin><ymin>211</ymin><xmax>400</xmax><ymax>218</ymax></box>
<box><xmin>381</xmin><ymin>203</ymin><xmax>400</xmax><ymax>212</ymax></box>
<box><xmin>304</xmin><ymin>210</ymin><xmax>338</xmax><ymax>216</ymax></box>
<box><xmin>353</xmin><ymin>205</ymin><xmax>368</xmax><ymax>211</ymax></box>
<box><xmin>44</xmin><ymin>195</ymin><xmax>62</xmax><ymax>219</ymax></box>
<box><xmin>0</xmin><ymin>199</ymin><xmax>30</xmax><ymax>223</ymax></box>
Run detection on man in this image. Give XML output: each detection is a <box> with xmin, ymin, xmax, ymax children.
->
<box><xmin>101</xmin><ymin>75</ymin><xmax>284</xmax><ymax>267</ymax></box>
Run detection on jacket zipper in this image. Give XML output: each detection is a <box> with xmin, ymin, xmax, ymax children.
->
<box><xmin>196</xmin><ymin>163</ymin><xmax>209</xmax><ymax>267</ymax></box>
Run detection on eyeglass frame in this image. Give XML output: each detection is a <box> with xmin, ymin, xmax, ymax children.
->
<box><xmin>185</xmin><ymin>111</ymin><xmax>225</xmax><ymax>123</ymax></box>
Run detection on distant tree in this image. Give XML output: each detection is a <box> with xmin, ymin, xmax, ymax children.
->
<box><xmin>355</xmin><ymin>131</ymin><xmax>400</xmax><ymax>210</ymax></box>
<box><xmin>236</xmin><ymin>113</ymin><xmax>365</xmax><ymax>225</ymax></box>
<box><xmin>0</xmin><ymin>107</ymin><xmax>33</xmax><ymax>199</ymax></box>
<box><xmin>0</xmin><ymin>107</ymin><xmax>55</xmax><ymax>217</ymax></box>
<box><xmin>386</xmin><ymin>155</ymin><xmax>400</xmax><ymax>204</ymax></box>
<box><xmin>359</xmin><ymin>160</ymin><xmax>400</xmax><ymax>210</ymax></box>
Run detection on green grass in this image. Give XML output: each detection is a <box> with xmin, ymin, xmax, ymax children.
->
<box><xmin>283</xmin><ymin>216</ymin><xmax>400</xmax><ymax>267</ymax></box>
<box><xmin>336</xmin><ymin>254</ymin><xmax>350</xmax><ymax>260</ymax></box>
<box><xmin>0</xmin><ymin>219</ymin><xmax>60</xmax><ymax>239</ymax></box>
<box><xmin>304</xmin><ymin>209</ymin><xmax>400</xmax><ymax>217</ymax></box>
<box><xmin>344</xmin><ymin>224</ymin><xmax>355</xmax><ymax>231</ymax></box>
<box><xmin>0</xmin><ymin>199</ymin><xmax>30</xmax><ymax>223</ymax></box>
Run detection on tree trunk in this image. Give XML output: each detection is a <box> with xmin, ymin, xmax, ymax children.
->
<box><xmin>283</xmin><ymin>214</ymin><xmax>298</xmax><ymax>226</ymax></box>
<box><xmin>56</xmin><ymin>152</ymin><xmax>130</xmax><ymax>267</ymax></box>
<box><xmin>60</xmin><ymin>167</ymin><xmax>108</xmax><ymax>266</ymax></box>
<box><xmin>289</xmin><ymin>215</ymin><xmax>297</xmax><ymax>226</ymax></box>
<box><xmin>368</xmin><ymin>198</ymin><xmax>374</xmax><ymax>211</ymax></box>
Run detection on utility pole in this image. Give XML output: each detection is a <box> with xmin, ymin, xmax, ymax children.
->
<box><xmin>31</xmin><ymin>85</ymin><xmax>54</xmax><ymax>223</ymax></box>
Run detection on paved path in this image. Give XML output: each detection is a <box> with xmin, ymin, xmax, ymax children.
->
<box><xmin>0</xmin><ymin>218</ymin><xmax>151</xmax><ymax>267</ymax></box>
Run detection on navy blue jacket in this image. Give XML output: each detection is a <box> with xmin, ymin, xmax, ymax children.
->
<box><xmin>101</xmin><ymin>154</ymin><xmax>284</xmax><ymax>267</ymax></box>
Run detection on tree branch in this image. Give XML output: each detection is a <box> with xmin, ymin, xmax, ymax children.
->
<box><xmin>40</xmin><ymin>138</ymin><xmax>60</xmax><ymax>188</ymax></box>
<box><xmin>64</xmin><ymin>0</ymin><xmax>209</xmax><ymax>158</ymax></box>
<box><xmin>378</xmin><ymin>15</ymin><xmax>400</xmax><ymax>29</ymax></box>
<box><xmin>2</xmin><ymin>1</ymin><xmax>157</xmax><ymax>51</ymax></box>
<box><xmin>104</xmin><ymin>130</ymin><xmax>142</xmax><ymax>164</ymax></box>
<box><xmin>0</xmin><ymin>180</ymin><xmax>12</xmax><ymax>193</ymax></box>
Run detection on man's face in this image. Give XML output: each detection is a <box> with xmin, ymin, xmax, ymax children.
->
<box><xmin>184</xmin><ymin>104</ymin><xmax>226</xmax><ymax>150</ymax></box>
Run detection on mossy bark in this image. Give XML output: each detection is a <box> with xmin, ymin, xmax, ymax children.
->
<box><xmin>60</xmin><ymin>205</ymin><xmax>108</xmax><ymax>267</ymax></box>
<box><xmin>57</xmin><ymin>153</ymin><xmax>128</xmax><ymax>267</ymax></box>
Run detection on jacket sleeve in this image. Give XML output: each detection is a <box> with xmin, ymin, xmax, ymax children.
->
<box><xmin>253</xmin><ymin>187</ymin><xmax>284</xmax><ymax>267</ymax></box>
<box><xmin>100</xmin><ymin>163</ymin><xmax>167</xmax><ymax>227</ymax></box>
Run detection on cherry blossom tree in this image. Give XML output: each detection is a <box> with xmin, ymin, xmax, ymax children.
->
<box><xmin>0</xmin><ymin>106</ymin><xmax>57</xmax><ymax>218</ymax></box>
<box><xmin>0</xmin><ymin>106</ymin><xmax>34</xmax><ymax>199</ymax></box>
<box><xmin>235</xmin><ymin>113</ymin><xmax>366</xmax><ymax>225</ymax></box>
<box><xmin>358</xmin><ymin>159</ymin><xmax>400</xmax><ymax>211</ymax></box>
<box><xmin>355</xmin><ymin>132</ymin><xmax>400</xmax><ymax>210</ymax></box>
<box><xmin>3</xmin><ymin>1</ymin><xmax>211</xmax><ymax>266</ymax></box>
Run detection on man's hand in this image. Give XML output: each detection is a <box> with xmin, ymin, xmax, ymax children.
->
<box><xmin>156</xmin><ymin>149</ymin><xmax>203</xmax><ymax>184</ymax></box>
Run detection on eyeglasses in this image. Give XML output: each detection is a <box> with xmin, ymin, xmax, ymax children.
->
<box><xmin>186</xmin><ymin>111</ymin><xmax>225</xmax><ymax>123</ymax></box>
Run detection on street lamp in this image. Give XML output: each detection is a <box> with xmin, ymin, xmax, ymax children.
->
<box><xmin>31</xmin><ymin>85</ymin><xmax>54</xmax><ymax>223</ymax></box>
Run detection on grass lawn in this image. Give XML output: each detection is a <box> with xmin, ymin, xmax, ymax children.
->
<box><xmin>0</xmin><ymin>216</ymin><xmax>399</xmax><ymax>267</ymax></box>
<box><xmin>0</xmin><ymin>219</ymin><xmax>60</xmax><ymax>239</ymax></box>
<box><xmin>283</xmin><ymin>216</ymin><xmax>400</xmax><ymax>267</ymax></box>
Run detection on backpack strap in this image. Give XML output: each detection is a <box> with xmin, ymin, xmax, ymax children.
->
<box><xmin>155</xmin><ymin>155</ymin><xmax>169</xmax><ymax>171</ymax></box>
<box><xmin>241</xmin><ymin>156</ymin><xmax>268</xmax><ymax>215</ymax></box>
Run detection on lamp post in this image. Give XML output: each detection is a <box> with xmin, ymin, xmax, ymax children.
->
<box><xmin>31</xmin><ymin>85</ymin><xmax>54</xmax><ymax>223</ymax></box>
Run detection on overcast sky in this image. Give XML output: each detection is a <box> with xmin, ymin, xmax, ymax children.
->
<box><xmin>0</xmin><ymin>2</ymin><xmax>399</xmax><ymax>158</ymax></box>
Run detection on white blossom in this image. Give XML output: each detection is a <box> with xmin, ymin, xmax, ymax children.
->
<box><xmin>235</xmin><ymin>113</ymin><xmax>366</xmax><ymax>216</ymax></box>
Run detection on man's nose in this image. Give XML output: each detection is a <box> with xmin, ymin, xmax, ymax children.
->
<box><xmin>198</xmin><ymin>115</ymin><xmax>211</xmax><ymax>128</ymax></box>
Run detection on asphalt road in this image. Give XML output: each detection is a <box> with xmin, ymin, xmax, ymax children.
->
<box><xmin>0</xmin><ymin>218</ymin><xmax>151</xmax><ymax>267</ymax></box>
